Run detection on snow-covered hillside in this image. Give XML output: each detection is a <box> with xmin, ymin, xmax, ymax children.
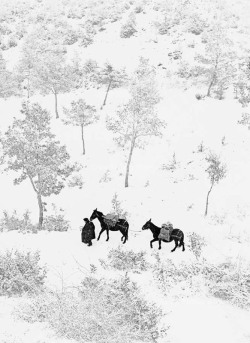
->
<box><xmin>1</xmin><ymin>1</ymin><xmax>250</xmax><ymax>342</ymax></box>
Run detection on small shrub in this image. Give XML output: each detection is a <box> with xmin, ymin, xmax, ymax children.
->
<box><xmin>238</xmin><ymin>112</ymin><xmax>250</xmax><ymax>130</ymax></box>
<box><xmin>157</xmin><ymin>20</ymin><xmax>171</xmax><ymax>35</ymax></box>
<box><xmin>187</xmin><ymin>232</ymin><xmax>206</xmax><ymax>260</ymax></box>
<box><xmin>105</xmin><ymin>246</ymin><xmax>149</xmax><ymax>272</ymax></box>
<box><xmin>42</xmin><ymin>205</ymin><xmax>70</xmax><ymax>232</ymax></box>
<box><xmin>78</xmin><ymin>24</ymin><xmax>96</xmax><ymax>47</ymax></box>
<box><xmin>134</xmin><ymin>5</ymin><xmax>144</xmax><ymax>13</ymax></box>
<box><xmin>120</xmin><ymin>13</ymin><xmax>137</xmax><ymax>38</ymax></box>
<box><xmin>0</xmin><ymin>250</ymin><xmax>47</xmax><ymax>296</ymax></box>
<box><xmin>0</xmin><ymin>210</ymin><xmax>37</xmax><ymax>233</ymax></box>
<box><xmin>162</xmin><ymin>153</ymin><xmax>177</xmax><ymax>172</ymax></box>
<box><xmin>67</xmin><ymin>174</ymin><xmax>84</xmax><ymax>188</ymax></box>
<box><xmin>187</xmin><ymin>14</ymin><xmax>206</xmax><ymax>35</ymax></box>
<box><xmin>195</xmin><ymin>93</ymin><xmax>205</xmax><ymax>100</ymax></box>
<box><xmin>111</xmin><ymin>193</ymin><xmax>128</xmax><ymax>219</ymax></box>
<box><xmin>7</xmin><ymin>36</ymin><xmax>17</xmax><ymax>48</ymax></box>
<box><xmin>209</xmin><ymin>212</ymin><xmax>227</xmax><ymax>225</ymax></box>
<box><xmin>99</xmin><ymin>169</ymin><xmax>112</xmax><ymax>183</ymax></box>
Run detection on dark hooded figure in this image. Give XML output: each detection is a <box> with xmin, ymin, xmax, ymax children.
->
<box><xmin>81</xmin><ymin>218</ymin><xmax>95</xmax><ymax>246</ymax></box>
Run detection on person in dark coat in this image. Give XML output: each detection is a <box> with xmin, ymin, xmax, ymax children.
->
<box><xmin>81</xmin><ymin>218</ymin><xmax>95</xmax><ymax>246</ymax></box>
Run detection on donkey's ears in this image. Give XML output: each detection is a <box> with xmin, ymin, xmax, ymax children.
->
<box><xmin>149</xmin><ymin>218</ymin><xmax>151</xmax><ymax>222</ymax></box>
<box><xmin>95</xmin><ymin>208</ymin><xmax>97</xmax><ymax>211</ymax></box>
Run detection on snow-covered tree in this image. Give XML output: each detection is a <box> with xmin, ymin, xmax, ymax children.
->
<box><xmin>194</xmin><ymin>24</ymin><xmax>236</xmax><ymax>98</ymax></box>
<box><xmin>98</xmin><ymin>62</ymin><xmax>128</xmax><ymax>108</ymax></box>
<box><xmin>0</xmin><ymin>52</ymin><xmax>17</xmax><ymax>98</ymax></box>
<box><xmin>107</xmin><ymin>58</ymin><xmax>165</xmax><ymax>187</ymax></box>
<box><xmin>63</xmin><ymin>99</ymin><xmax>98</xmax><ymax>155</ymax></box>
<box><xmin>17</xmin><ymin>26</ymin><xmax>80</xmax><ymax>118</ymax></box>
<box><xmin>1</xmin><ymin>102</ymin><xmax>75</xmax><ymax>228</ymax></box>
<box><xmin>204</xmin><ymin>152</ymin><xmax>226</xmax><ymax>216</ymax></box>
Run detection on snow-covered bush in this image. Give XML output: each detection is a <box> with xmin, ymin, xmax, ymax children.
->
<box><xmin>19</xmin><ymin>274</ymin><xmax>163</xmax><ymax>343</ymax></box>
<box><xmin>238</xmin><ymin>112</ymin><xmax>250</xmax><ymax>130</ymax></box>
<box><xmin>101</xmin><ymin>246</ymin><xmax>149</xmax><ymax>272</ymax></box>
<box><xmin>120</xmin><ymin>13</ymin><xmax>137</xmax><ymax>38</ymax></box>
<box><xmin>111</xmin><ymin>193</ymin><xmax>128</xmax><ymax>219</ymax></box>
<box><xmin>67</xmin><ymin>174</ymin><xmax>84</xmax><ymax>189</ymax></box>
<box><xmin>0</xmin><ymin>250</ymin><xmax>46</xmax><ymax>296</ymax></box>
<box><xmin>152</xmin><ymin>254</ymin><xmax>202</xmax><ymax>295</ymax></box>
<box><xmin>0</xmin><ymin>210</ymin><xmax>37</xmax><ymax>233</ymax></box>
<box><xmin>187</xmin><ymin>232</ymin><xmax>206</xmax><ymax>260</ymax></box>
<box><xmin>203</xmin><ymin>262</ymin><xmax>250</xmax><ymax>309</ymax></box>
<box><xmin>134</xmin><ymin>4</ymin><xmax>144</xmax><ymax>13</ymax></box>
<box><xmin>42</xmin><ymin>206</ymin><xmax>70</xmax><ymax>232</ymax></box>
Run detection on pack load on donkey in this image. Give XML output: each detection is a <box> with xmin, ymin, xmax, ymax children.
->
<box><xmin>158</xmin><ymin>222</ymin><xmax>173</xmax><ymax>241</ymax></box>
<box><xmin>103</xmin><ymin>213</ymin><xmax>119</xmax><ymax>228</ymax></box>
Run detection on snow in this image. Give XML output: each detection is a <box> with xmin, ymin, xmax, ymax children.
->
<box><xmin>1</xmin><ymin>1</ymin><xmax>250</xmax><ymax>342</ymax></box>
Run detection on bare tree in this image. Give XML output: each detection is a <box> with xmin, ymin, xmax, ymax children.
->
<box><xmin>204</xmin><ymin>152</ymin><xmax>226</xmax><ymax>216</ymax></box>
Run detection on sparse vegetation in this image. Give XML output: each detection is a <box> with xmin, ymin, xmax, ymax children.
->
<box><xmin>19</xmin><ymin>274</ymin><xmax>163</xmax><ymax>343</ymax></box>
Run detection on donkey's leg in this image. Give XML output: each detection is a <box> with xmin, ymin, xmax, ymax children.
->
<box><xmin>122</xmin><ymin>227</ymin><xmax>128</xmax><ymax>244</ymax></box>
<box><xmin>150</xmin><ymin>238</ymin><xmax>158</xmax><ymax>248</ymax></box>
<box><xmin>106</xmin><ymin>229</ymin><xmax>109</xmax><ymax>241</ymax></box>
<box><xmin>121</xmin><ymin>227</ymin><xmax>127</xmax><ymax>244</ymax></box>
<box><xmin>171</xmin><ymin>239</ymin><xmax>178</xmax><ymax>252</ymax></box>
<box><xmin>158</xmin><ymin>239</ymin><xmax>162</xmax><ymax>250</ymax></box>
<box><xmin>97</xmin><ymin>228</ymin><xmax>106</xmax><ymax>241</ymax></box>
<box><xmin>121</xmin><ymin>231</ymin><xmax>126</xmax><ymax>243</ymax></box>
<box><xmin>181</xmin><ymin>237</ymin><xmax>185</xmax><ymax>251</ymax></box>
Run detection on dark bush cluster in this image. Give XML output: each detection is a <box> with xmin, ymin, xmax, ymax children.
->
<box><xmin>0</xmin><ymin>250</ymin><xmax>47</xmax><ymax>296</ymax></box>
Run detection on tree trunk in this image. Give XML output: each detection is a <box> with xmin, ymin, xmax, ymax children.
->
<box><xmin>54</xmin><ymin>91</ymin><xmax>59</xmax><ymax>119</ymax></box>
<box><xmin>207</xmin><ymin>59</ymin><xmax>218</xmax><ymax>97</ymax></box>
<box><xmin>27</xmin><ymin>67</ymin><xmax>31</xmax><ymax>100</ymax></box>
<box><xmin>125</xmin><ymin>138</ymin><xmax>135</xmax><ymax>188</ymax></box>
<box><xmin>37</xmin><ymin>193</ymin><xmax>44</xmax><ymax>228</ymax></box>
<box><xmin>207</xmin><ymin>77</ymin><xmax>215</xmax><ymax>97</ymax></box>
<box><xmin>102</xmin><ymin>79</ymin><xmax>112</xmax><ymax>107</ymax></box>
<box><xmin>81</xmin><ymin>124</ymin><xmax>85</xmax><ymax>155</ymax></box>
<box><xmin>205</xmin><ymin>182</ymin><xmax>214</xmax><ymax>216</ymax></box>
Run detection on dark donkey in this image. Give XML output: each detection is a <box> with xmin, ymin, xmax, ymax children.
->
<box><xmin>90</xmin><ymin>209</ymin><xmax>129</xmax><ymax>243</ymax></box>
<box><xmin>142</xmin><ymin>219</ymin><xmax>185</xmax><ymax>252</ymax></box>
